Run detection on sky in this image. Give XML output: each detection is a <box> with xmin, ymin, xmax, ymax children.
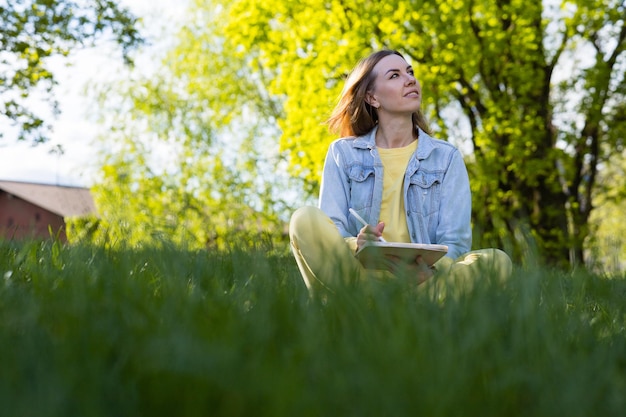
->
<box><xmin>0</xmin><ymin>0</ymin><xmax>188</xmax><ymax>188</ymax></box>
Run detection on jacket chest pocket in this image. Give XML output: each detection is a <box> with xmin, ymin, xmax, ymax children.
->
<box><xmin>407</xmin><ymin>171</ymin><xmax>443</xmax><ymax>216</ymax></box>
<box><xmin>348</xmin><ymin>166</ymin><xmax>376</xmax><ymax>210</ymax></box>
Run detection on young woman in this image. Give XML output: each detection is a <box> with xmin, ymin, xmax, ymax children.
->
<box><xmin>289</xmin><ymin>50</ymin><xmax>511</xmax><ymax>293</ymax></box>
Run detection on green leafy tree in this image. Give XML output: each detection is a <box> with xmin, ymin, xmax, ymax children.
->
<box><xmin>212</xmin><ymin>0</ymin><xmax>626</xmax><ymax>267</ymax></box>
<box><xmin>0</xmin><ymin>0</ymin><xmax>142</xmax><ymax>144</ymax></box>
<box><xmin>78</xmin><ymin>7</ymin><xmax>298</xmax><ymax>249</ymax></box>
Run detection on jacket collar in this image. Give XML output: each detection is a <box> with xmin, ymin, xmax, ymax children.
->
<box><xmin>352</xmin><ymin>125</ymin><xmax>436</xmax><ymax>160</ymax></box>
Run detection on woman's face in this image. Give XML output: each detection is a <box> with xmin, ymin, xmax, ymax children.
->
<box><xmin>367</xmin><ymin>54</ymin><xmax>421</xmax><ymax>115</ymax></box>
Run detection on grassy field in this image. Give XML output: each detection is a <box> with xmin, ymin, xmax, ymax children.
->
<box><xmin>0</xmin><ymin>239</ymin><xmax>625</xmax><ymax>416</ymax></box>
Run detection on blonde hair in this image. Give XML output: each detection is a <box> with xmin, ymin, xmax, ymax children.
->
<box><xmin>327</xmin><ymin>50</ymin><xmax>431</xmax><ymax>137</ymax></box>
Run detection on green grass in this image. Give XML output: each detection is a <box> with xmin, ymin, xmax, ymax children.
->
<box><xmin>1</xmin><ymin>239</ymin><xmax>625</xmax><ymax>416</ymax></box>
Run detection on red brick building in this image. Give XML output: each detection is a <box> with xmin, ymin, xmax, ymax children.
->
<box><xmin>0</xmin><ymin>180</ymin><xmax>97</xmax><ymax>242</ymax></box>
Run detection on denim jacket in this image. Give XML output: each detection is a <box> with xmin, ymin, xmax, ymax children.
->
<box><xmin>319</xmin><ymin>126</ymin><xmax>472</xmax><ymax>259</ymax></box>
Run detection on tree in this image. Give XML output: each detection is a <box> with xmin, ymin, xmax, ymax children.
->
<box><xmin>213</xmin><ymin>0</ymin><xmax>626</xmax><ymax>267</ymax></box>
<box><xmin>77</xmin><ymin>5</ymin><xmax>299</xmax><ymax>249</ymax></box>
<box><xmin>0</xmin><ymin>0</ymin><xmax>142</xmax><ymax>144</ymax></box>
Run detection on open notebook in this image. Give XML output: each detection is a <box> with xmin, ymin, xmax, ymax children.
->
<box><xmin>355</xmin><ymin>242</ymin><xmax>448</xmax><ymax>270</ymax></box>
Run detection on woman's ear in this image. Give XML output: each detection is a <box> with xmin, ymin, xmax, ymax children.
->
<box><xmin>366</xmin><ymin>92</ymin><xmax>379</xmax><ymax>109</ymax></box>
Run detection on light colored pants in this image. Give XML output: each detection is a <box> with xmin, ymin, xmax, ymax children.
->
<box><xmin>289</xmin><ymin>206</ymin><xmax>512</xmax><ymax>294</ymax></box>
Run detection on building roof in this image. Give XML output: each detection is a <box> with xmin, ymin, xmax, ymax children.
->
<box><xmin>0</xmin><ymin>180</ymin><xmax>97</xmax><ymax>217</ymax></box>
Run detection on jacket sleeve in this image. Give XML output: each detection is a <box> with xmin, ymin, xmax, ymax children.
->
<box><xmin>318</xmin><ymin>141</ymin><xmax>354</xmax><ymax>238</ymax></box>
<box><xmin>436</xmin><ymin>149</ymin><xmax>472</xmax><ymax>259</ymax></box>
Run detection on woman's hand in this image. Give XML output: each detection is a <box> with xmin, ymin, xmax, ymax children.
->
<box><xmin>355</xmin><ymin>223</ymin><xmax>434</xmax><ymax>286</ymax></box>
<box><xmin>356</xmin><ymin>222</ymin><xmax>385</xmax><ymax>250</ymax></box>
<box><xmin>386</xmin><ymin>254</ymin><xmax>435</xmax><ymax>285</ymax></box>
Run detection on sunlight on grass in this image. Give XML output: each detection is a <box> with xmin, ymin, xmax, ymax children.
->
<box><xmin>0</xmin><ymin>239</ymin><xmax>624</xmax><ymax>416</ymax></box>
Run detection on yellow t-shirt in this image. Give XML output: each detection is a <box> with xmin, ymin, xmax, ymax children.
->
<box><xmin>377</xmin><ymin>140</ymin><xmax>418</xmax><ymax>243</ymax></box>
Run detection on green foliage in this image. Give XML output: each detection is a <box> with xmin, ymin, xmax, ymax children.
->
<box><xmin>0</xmin><ymin>0</ymin><xmax>143</xmax><ymax>143</ymax></box>
<box><xmin>79</xmin><ymin>148</ymin><xmax>291</xmax><ymax>250</ymax></box>
<box><xmin>1</xmin><ymin>239</ymin><xmax>625</xmax><ymax>415</ymax></box>
<box><xmin>82</xmin><ymin>1</ymin><xmax>305</xmax><ymax>249</ymax></box>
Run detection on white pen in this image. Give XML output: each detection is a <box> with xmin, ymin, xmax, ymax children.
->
<box><xmin>349</xmin><ymin>208</ymin><xmax>387</xmax><ymax>242</ymax></box>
